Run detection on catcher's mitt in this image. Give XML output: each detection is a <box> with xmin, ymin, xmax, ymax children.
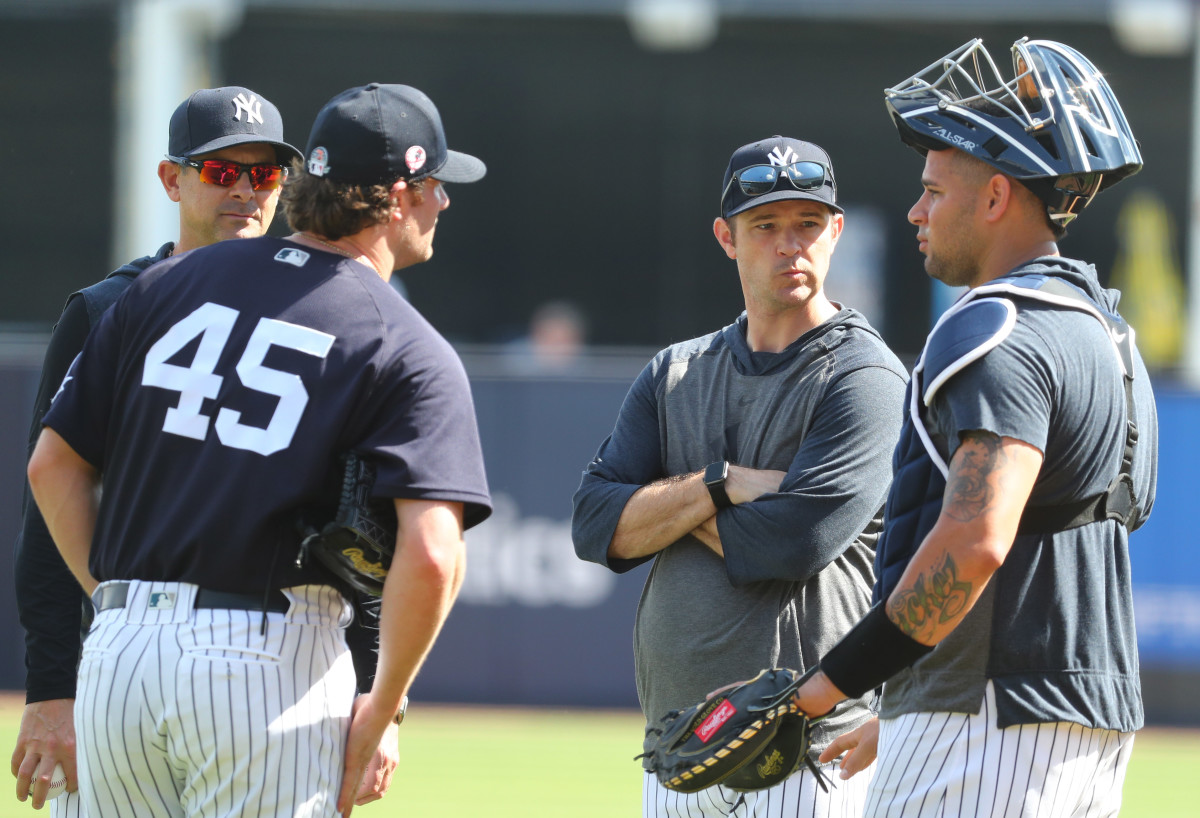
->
<box><xmin>296</xmin><ymin>452</ymin><xmax>397</xmax><ymax>597</ymax></box>
<box><xmin>638</xmin><ymin>668</ymin><xmax>826</xmax><ymax>794</ymax></box>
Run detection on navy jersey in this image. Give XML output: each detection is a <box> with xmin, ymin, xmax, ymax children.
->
<box><xmin>43</xmin><ymin>237</ymin><xmax>492</xmax><ymax>594</ymax></box>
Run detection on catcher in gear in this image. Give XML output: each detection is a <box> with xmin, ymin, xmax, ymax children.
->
<box><xmin>790</xmin><ymin>37</ymin><xmax>1157</xmax><ymax>817</ymax></box>
<box><xmin>640</xmin><ymin>669</ymin><xmax>829</xmax><ymax>794</ymax></box>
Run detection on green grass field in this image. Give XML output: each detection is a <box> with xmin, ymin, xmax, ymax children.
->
<box><xmin>1</xmin><ymin>694</ymin><xmax>1197</xmax><ymax>817</ymax></box>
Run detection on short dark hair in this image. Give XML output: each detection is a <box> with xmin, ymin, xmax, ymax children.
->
<box><xmin>282</xmin><ymin>159</ymin><xmax>425</xmax><ymax>239</ymax></box>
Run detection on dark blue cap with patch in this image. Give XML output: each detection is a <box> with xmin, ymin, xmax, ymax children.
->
<box><xmin>303</xmin><ymin>83</ymin><xmax>486</xmax><ymax>186</ymax></box>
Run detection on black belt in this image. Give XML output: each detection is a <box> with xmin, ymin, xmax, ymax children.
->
<box><xmin>96</xmin><ymin>582</ymin><xmax>290</xmax><ymax>613</ymax></box>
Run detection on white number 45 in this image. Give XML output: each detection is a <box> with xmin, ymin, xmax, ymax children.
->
<box><xmin>141</xmin><ymin>302</ymin><xmax>335</xmax><ymax>456</ymax></box>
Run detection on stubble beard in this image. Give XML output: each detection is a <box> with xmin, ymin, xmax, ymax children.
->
<box><xmin>925</xmin><ymin>248</ymin><xmax>978</xmax><ymax>290</ymax></box>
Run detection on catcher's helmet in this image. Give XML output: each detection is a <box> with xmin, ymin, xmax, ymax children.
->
<box><xmin>885</xmin><ymin>37</ymin><xmax>1142</xmax><ymax>226</ymax></box>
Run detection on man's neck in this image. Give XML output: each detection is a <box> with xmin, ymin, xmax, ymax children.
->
<box><xmin>744</xmin><ymin>298</ymin><xmax>838</xmax><ymax>353</ymax></box>
<box><xmin>968</xmin><ymin>239</ymin><xmax>1061</xmax><ymax>289</ymax></box>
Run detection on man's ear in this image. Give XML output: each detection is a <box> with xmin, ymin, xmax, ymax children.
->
<box><xmin>713</xmin><ymin>217</ymin><xmax>737</xmax><ymax>260</ymax></box>
<box><xmin>828</xmin><ymin>211</ymin><xmax>844</xmax><ymax>246</ymax></box>
<box><xmin>158</xmin><ymin>160</ymin><xmax>183</xmax><ymax>203</ymax></box>
<box><xmin>982</xmin><ymin>173</ymin><xmax>1014</xmax><ymax>224</ymax></box>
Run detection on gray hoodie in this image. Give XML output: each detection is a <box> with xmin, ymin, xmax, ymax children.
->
<box><xmin>572</xmin><ymin>308</ymin><xmax>907</xmax><ymax>752</ymax></box>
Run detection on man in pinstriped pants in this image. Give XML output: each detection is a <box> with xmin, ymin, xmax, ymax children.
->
<box><xmin>27</xmin><ymin>83</ymin><xmax>493</xmax><ymax>817</ymax></box>
<box><xmin>10</xmin><ymin>85</ymin><xmax>313</xmax><ymax>817</ymax></box>
<box><xmin>573</xmin><ymin>135</ymin><xmax>908</xmax><ymax>818</ymax></box>
<box><xmin>792</xmin><ymin>37</ymin><xmax>1158</xmax><ymax>818</ymax></box>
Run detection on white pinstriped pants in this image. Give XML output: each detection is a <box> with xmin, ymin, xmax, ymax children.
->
<box><xmin>49</xmin><ymin>791</ymin><xmax>83</xmax><ymax>817</ymax></box>
<box><xmin>644</xmin><ymin>757</ymin><xmax>872</xmax><ymax>818</ymax></box>
<box><xmin>867</xmin><ymin>682</ymin><xmax>1134</xmax><ymax>818</ymax></box>
<box><xmin>74</xmin><ymin>581</ymin><xmax>356</xmax><ymax>818</ymax></box>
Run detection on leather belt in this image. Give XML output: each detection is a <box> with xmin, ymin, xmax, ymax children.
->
<box><xmin>96</xmin><ymin>582</ymin><xmax>290</xmax><ymax>613</ymax></box>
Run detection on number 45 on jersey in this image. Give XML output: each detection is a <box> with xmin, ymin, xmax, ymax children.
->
<box><xmin>141</xmin><ymin>301</ymin><xmax>335</xmax><ymax>457</ymax></box>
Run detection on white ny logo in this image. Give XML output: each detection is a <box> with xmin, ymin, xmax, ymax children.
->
<box><xmin>767</xmin><ymin>146</ymin><xmax>797</xmax><ymax>166</ymax></box>
<box><xmin>232</xmin><ymin>93</ymin><xmax>264</xmax><ymax>125</ymax></box>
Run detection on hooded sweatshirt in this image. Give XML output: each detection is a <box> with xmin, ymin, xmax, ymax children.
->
<box><xmin>572</xmin><ymin>307</ymin><xmax>907</xmax><ymax>752</ymax></box>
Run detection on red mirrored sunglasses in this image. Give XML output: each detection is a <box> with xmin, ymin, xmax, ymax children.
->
<box><xmin>175</xmin><ymin>158</ymin><xmax>288</xmax><ymax>191</ymax></box>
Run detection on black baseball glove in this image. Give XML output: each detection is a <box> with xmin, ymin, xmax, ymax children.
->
<box><xmin>296</xmin><ymin>452</ymin><xmax>396</xmax><ymax>597</ymax></box>
<box><xmin>638</xmin><ymin>668</ymin><xmax>828</xmax><ymax>794</ymax></box>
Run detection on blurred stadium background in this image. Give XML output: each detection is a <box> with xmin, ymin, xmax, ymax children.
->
<box><xmin>0</xmin><ymin>0</ymin><xmax>1197</xmax><ymax>726</ymax></box>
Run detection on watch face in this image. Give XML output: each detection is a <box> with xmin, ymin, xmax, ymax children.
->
<box><xmin>705</xmin><ymin>461</ymin><xmax>727</xmax><ymax>485</ymax></box>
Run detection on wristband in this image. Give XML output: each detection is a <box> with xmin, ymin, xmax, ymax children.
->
<box><xmin>819</xmin><ymin>604</ymin><xmax>934</xmax><ymax>699</ymax></box>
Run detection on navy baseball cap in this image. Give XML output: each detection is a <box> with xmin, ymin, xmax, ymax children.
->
<box><xmin>303</xmin><ymin>83</ymin><xmax>486</xmax><ymax>186</ymax></box>
<box><xmin>167</xmin><ymin>86</ymin><xmax>302</xmax><ymax>164</ymax></box>
<box><xmin>720</xmin><ymin>136</ymin><xmax>841</xmax><ymax>219</ymax></box>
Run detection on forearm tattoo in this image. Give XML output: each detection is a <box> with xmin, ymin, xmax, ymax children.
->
<box><xmin>888</xmin><ymin>553</ymin><xmax>973</xmax><ymax>639</ymax></box>
<box><xmin>943</xmin><ymin>431</ymin><xmax>1005</xmax><ymax>523</ymax></box>
<box><xmin>886</xmin><ymin>431</ymin><xmax>1004</xmax><ymax>639</ymax></box>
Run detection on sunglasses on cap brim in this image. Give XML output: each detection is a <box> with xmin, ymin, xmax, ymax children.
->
<box><xmin>721</xmin><ymin>161</ymin><xmax>830</xmax><ymax>209</ymax></box>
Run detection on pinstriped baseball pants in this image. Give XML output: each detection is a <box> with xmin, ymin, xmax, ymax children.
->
<box><xmin>74</xmin><ymin>581</ymin><xmax>356</xmax><ymax>818</ymax></box>
<box><xmin>48</xmin><ymin>790</ymin><xmax>83</xmax><ymax>817</ymax></box>
<box><xmin>644</xmin><ymin>758</ymin><xmax>872</xmax><ymax>817</ymax></box>
<box><xmin>866</xmin><ymin>682</ymin><xmax>1134</xmax><ymax>818</ymax></box>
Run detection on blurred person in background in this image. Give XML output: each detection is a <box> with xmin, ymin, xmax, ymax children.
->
<box><xmin>503</xmin><ymin>299</ymin><xmax>588</xmax><ymax>374</ymax></box>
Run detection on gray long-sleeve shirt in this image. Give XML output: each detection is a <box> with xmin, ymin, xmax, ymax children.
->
<box><xmin>572</xmin><ymin>309</ymin><xmax>907</xmax><ymax>752</ymax></box>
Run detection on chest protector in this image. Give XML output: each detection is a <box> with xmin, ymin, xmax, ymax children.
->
<box><xmin>874</xmin><ymin>274</ymin><xmax>1140</xmax><ymax>602</ymax></box>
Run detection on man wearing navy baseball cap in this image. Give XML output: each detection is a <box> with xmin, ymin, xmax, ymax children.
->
<box><xmin>28</xmin><ymin>83</ymin><xmax>490</xmax><ymax>817</ymax></box>
<box><xmin>161</xmin><ymin>85</ymin><xmax>304</xmax><ymax>253</ymax></box>
<box><xmin>572</xmin><ymin>135</ymin><xmax>906</xmax><ymax>817</ymax></box>
<box><xmin>12</xmin><ymin>84</ymin><xmax>306</xmax><ymax>813</ymax></box>
<box><xmin>285</xmin><ymin>82</ymin><xmax>486</xmax><ymax>270</ymax></box>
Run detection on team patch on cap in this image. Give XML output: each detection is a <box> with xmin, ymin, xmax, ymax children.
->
<box><xmin>308</xmin><ymin>146</ymin><xmax>330</xmax><ymax>177</ymax></box>
<box><xmin>405</xmin><ymin>145</ymin><xmax>427</xmax><ymax>173</ymax></box>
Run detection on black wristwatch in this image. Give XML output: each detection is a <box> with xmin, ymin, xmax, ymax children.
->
<box><xmin>703</xmin><ymin>461</ymin><xmax>733</xmax><ymax>509</ymax></box>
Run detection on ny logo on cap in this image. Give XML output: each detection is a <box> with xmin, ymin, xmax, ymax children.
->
<box><xmin>232</xmin><ymin>92</ymin><xmax>264</xmax><ymax>125</ymax></box>
<box><xmin>767</xmin><ymin>146</ymin><xmax>798</xmax><ymax>167</ymax></box>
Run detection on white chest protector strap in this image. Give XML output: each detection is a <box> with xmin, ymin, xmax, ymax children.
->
<box><xmin>912</xmin><ymin>276</ymin><xmax>1140</xmax><ymax>533</ymax></box>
